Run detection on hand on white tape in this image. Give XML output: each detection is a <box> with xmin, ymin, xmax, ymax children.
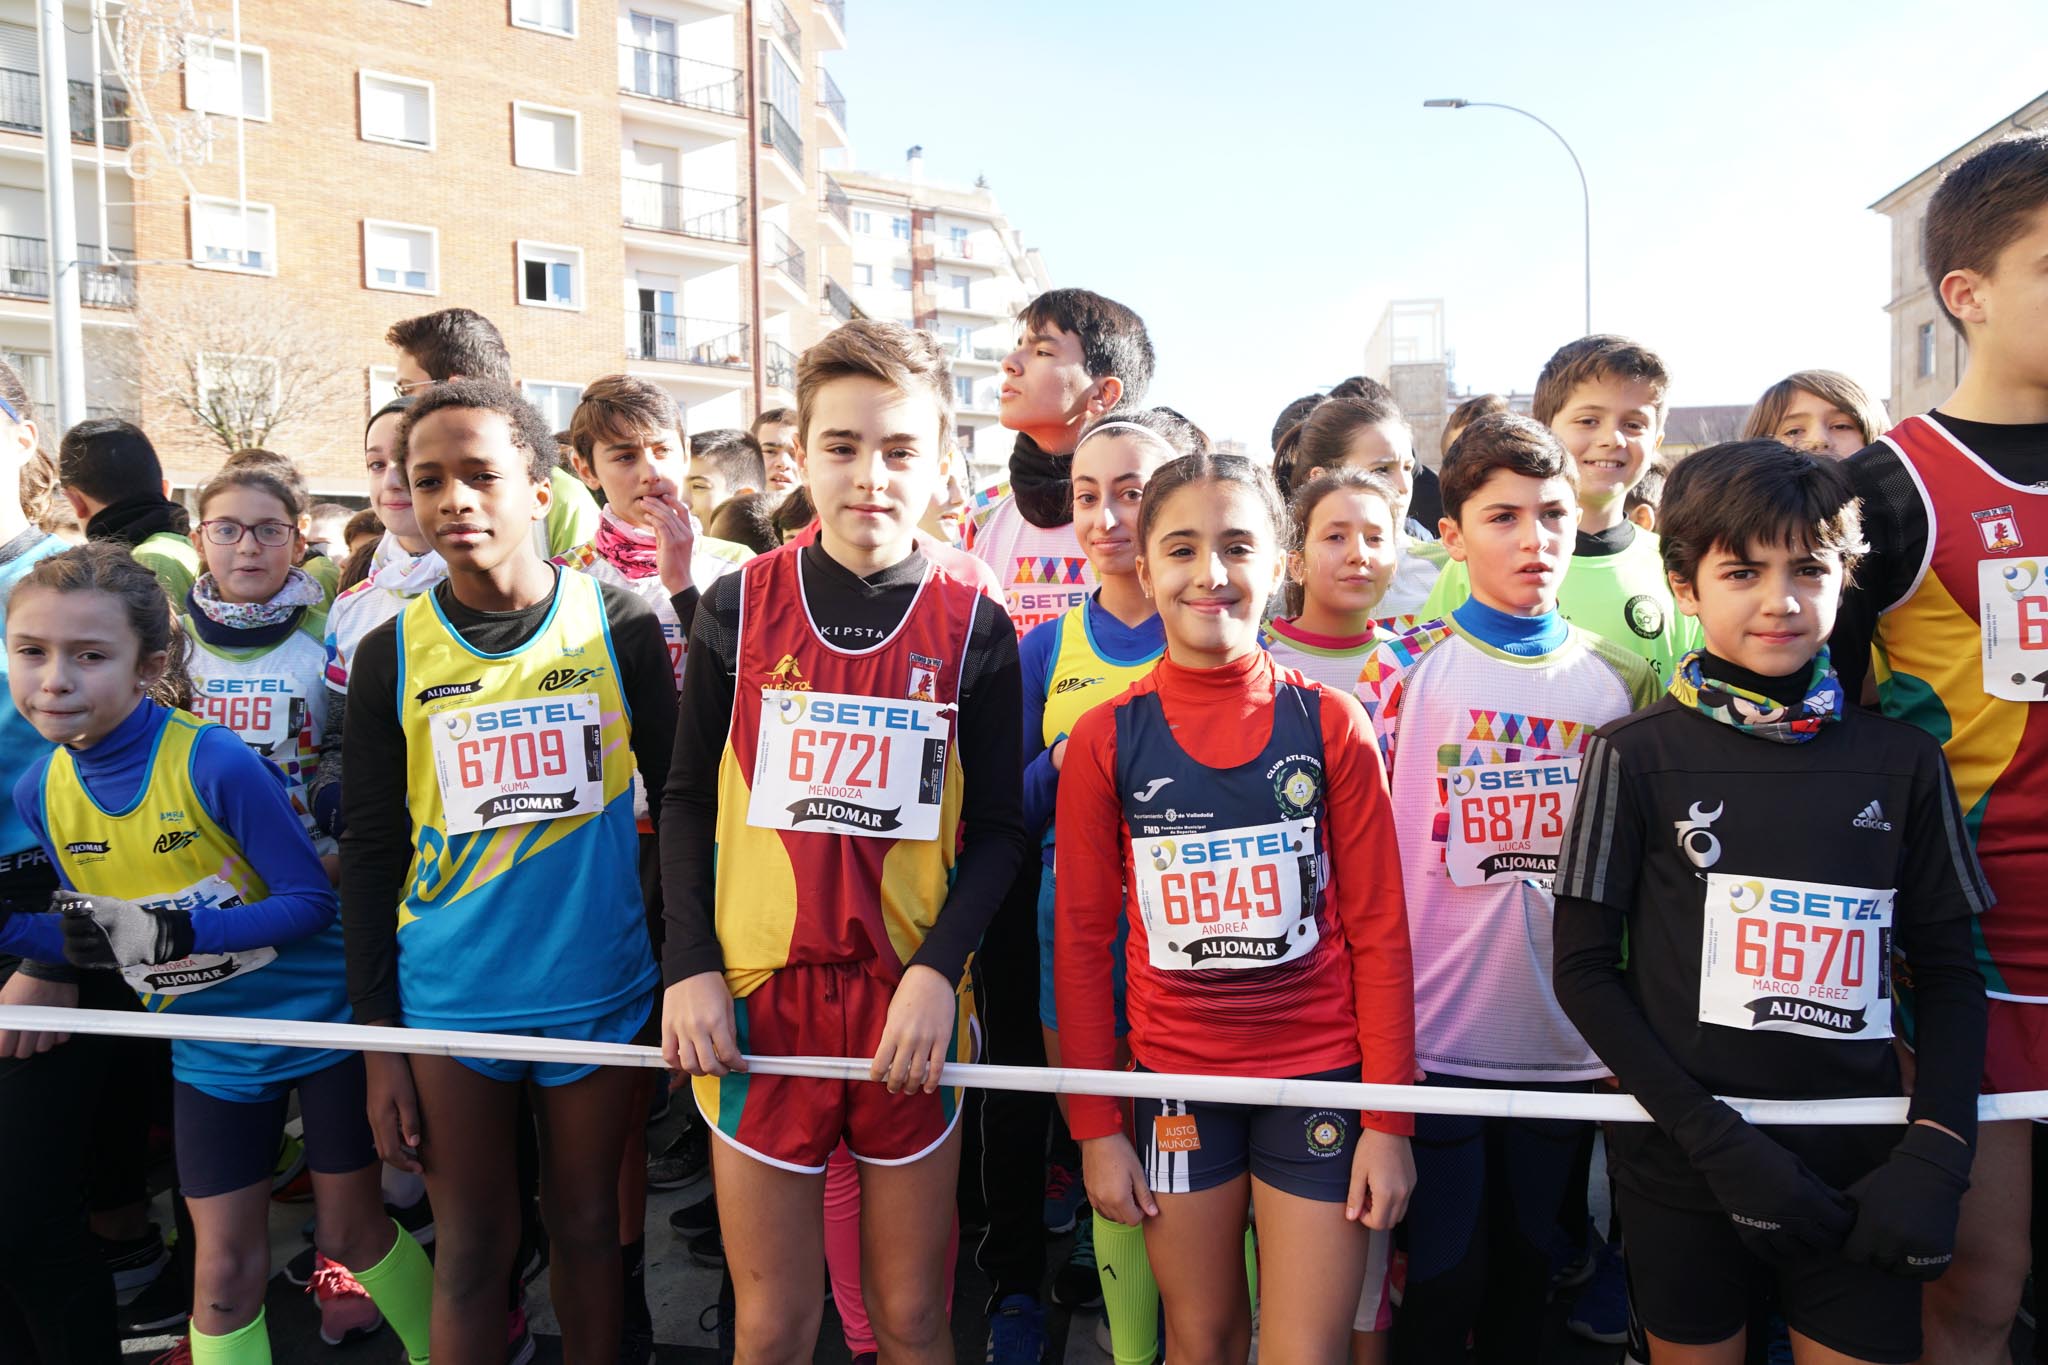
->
<box><xmin>872</xmin><ymin>964</ymin><xmax>953</xmax><ymax>1096</ymax></box>
<box><xmin>662</xmin><ymin>972</ymin><xmax>744</xmax><ymax>1078</ymax></box>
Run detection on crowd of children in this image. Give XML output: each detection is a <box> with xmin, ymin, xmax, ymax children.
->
<box><xmin>0</xmin><ymin>127</ymin><xmax>2044</xmax><ymax>1365</ymax></box>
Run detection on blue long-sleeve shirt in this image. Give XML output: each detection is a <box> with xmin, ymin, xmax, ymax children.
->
<box><xmin>1019</xmin><ymin>595</ymin><xmax>1166</xmax><ymax>850</ymax></box>
<box><xmin>0</xmin><ymin>699</ymin><xmax>335</xmax><ymax>962</ymax></box>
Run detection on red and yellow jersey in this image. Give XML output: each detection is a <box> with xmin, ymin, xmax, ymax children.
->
<box><xmin>1874</xmin><ymin>413</ymin><xmax>2048</xmax><ymax>999</ymax></box>
<box><xmin>713</xmin><ymin>547</ymin><xmax>982</xmax><ymax>997</ymax></box>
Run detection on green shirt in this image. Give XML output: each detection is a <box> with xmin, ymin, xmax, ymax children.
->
<box><xmin>546</xmin><ymin>467</ymin><xmax>599</xmax><ymax>558</ymax></box>
<box><xmin>1418</xmin><ymin>525</ymin><xmax>1698</xmax><ymax>684</ymax></box>
<box><xmin>132</xmin><ymin>529</ymin><xmax>201</xmax><ymax>605</ymax></box>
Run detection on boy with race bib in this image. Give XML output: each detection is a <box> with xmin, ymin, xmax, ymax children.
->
<box><xmin>660</xmin><ymin>321</ymin><xmax>1026</xmax><ymax>1363</ymax></box>
<box><xmin>1058</xmin><ymin>451</ymin><xmax>1415</xmax><ymax>1365</ymax></box>
<box><xmin>1553</xmin><ymin>442</ymin><xmax>1989</xmax><ymax>1364</ymax></box>
<box><xmin>8</xmin><ymin>544</ymin><xmax>432</xmax><ymax>1365</ymax></box>
<box><xmin>1353</xmin><ymin>413</ymin><xmax>1655</xmax><ymax>1361</ymax></box>
<box><xmin>339</xmin><ymin>380</ymin><xmax>678</xmax><ymax>1361</ymax></box>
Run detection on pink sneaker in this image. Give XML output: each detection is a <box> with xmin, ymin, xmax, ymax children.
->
<box><xmin>149</xmin><ymin>1338</ymin><xmax>192</xmax><ymax>1365</ymax></box>
<box><xmin>309</xmin><ymin>1253</ymin><xmax>383</xmax><ymax>1346</ymax></box>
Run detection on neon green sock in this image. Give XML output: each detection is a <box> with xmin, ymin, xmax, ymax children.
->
<box><xmin>1245</xmin><ymin>1222</ymin><xmax>1258</xmax><ymax>1304</ymax></box>
<box><xmin>1093</xmin><ymin>1210</ymin><xmax>1158</xmax><ymax>1365</ymax></box>
<box><xmin>351</xmin><ymin>1220</ymin><xmax>433</xmax><ymax>1365</ymax></box>
<box><xmin>187</xmin><ymin>1306</ymin><xmax>270</xmax><ymax>1364</ymax></box>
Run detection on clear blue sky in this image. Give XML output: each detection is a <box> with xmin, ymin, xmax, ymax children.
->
<box><xmin>832</xmin><ymin>0</ymin><xmax>2048</xmax><ymax>452</ymax></box>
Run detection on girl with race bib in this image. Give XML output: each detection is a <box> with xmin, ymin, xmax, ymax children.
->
<box><xmin>8</xmin><ymin>543</ymin><xmax>432</xmax><ymax>1365</ymax></box>
<box><xmin>1056</xmin><ymin>451</ymin><xmax>1416</xmax><ymax>1364</ymax></box>
<box><xmin>1262</xmin><ymin>468</ymin><xmax>1402</xmax><ymax>693</ymax></box>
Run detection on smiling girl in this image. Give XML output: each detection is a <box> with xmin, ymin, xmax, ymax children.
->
<box><xmin>1263</xmin><ymin>470</ymin><xmax>1402</xmax><ymax>691</ymax></box>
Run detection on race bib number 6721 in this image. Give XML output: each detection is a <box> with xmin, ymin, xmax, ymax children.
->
<box><xmin>747</xmin><ymin>689</ymin><xmax>950</xmax><ymax>840</ymax></box>
<box><xmin>1980</xmin><ymin>558</ymin><xmax>2048</xmax><ymax>701</ymax></box>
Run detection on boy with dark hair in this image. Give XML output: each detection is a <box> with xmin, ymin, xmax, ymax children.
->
<box><xmin>57</xmin><ymin>418</ymin><xmax>200</xmax><ymax>601</ymax></box>
<box><xmin>1828</xmin><ymin>128</ymin><xmax>2048</xmax><ymax>1364</ymax></box>
<box><xmin>384</xmin><ymin>307</ymin><xmax>598</xmax><ymax>556</ymax></box>
<box><xmin>707</xmin><ymin>493</ymin><xmax>780</xmax><ymax>557</ymax></box>
<box><xmin>684</xmin><ymin>430</ymin><xmax>766</xmax><ymax>527</ymax></box>
<box><xmin>1354</xmin><ymin>412</ymin><xmax>1656</xmax><ymax>1361</ymax></box>
<box><xmin>961</xmin><ymin>287</ymin><xmax>1152</xmax><ymax>1361</ymax></box>
<box><xmin>1625</xmin><ymin>457</ymin><xmax>1670</xmax><ymax>532</ymax></box>
<box><xmin>1554</xmin><ymin>439</ymin><xmax>1989</xmax><ymax>1365</ymax></box>
<box><xmin>1423</xmin><ymin>335</ymin><xmax>1698</xmax><ymax>683</ymax></box>
<box><xmin>750</xmin><ymin>408</ymin><xmax>801</xmax><ymax>499</ymax></box>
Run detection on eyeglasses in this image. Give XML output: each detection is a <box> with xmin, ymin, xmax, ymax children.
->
<box><xmin>394</xmin><ymin>376</ymin><xmax>442</xmax><ymax>396</ymax></box>
<box><xmin>199</xmin><ymin>519</ymin><xmax>296</xmax><ymax>547</ymax></box>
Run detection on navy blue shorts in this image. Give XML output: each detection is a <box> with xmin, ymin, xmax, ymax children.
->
<box><xmin>1133</xmin><ymin>1064</ymin><xmax>1360</xmax><ymax>1202</ymax></box>
<box><xmin>173</xmin><ymin>1054</ymin><xmax>376</xmax><ymax>1199</ymax></box>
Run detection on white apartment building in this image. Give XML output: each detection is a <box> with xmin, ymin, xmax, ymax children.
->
<box><xmin>830</xmin><ymin>146</ymin><xmax>1049</xmax><ymax>484</ymax></box>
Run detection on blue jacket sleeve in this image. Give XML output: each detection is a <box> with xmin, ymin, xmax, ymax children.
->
<box><xmin>0</xmin><ymin>760</ymin><xmax>66</xmax><ymax>961</ymax></box>
<box><xmin>1018</xmin><ymin>617</ymin><xmax>1060</xmax><ymax>843</ymax></box>
<box><xmin>187</xmin><ymin>727</ymin><xmax>337</xmax><ymax>953</ymax></box>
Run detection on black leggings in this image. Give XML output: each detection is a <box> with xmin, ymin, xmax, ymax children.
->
<box><xmin>970</xmin><ymin>861</ymin><xmax>1049</xmax><ymax>1307</ymax></box>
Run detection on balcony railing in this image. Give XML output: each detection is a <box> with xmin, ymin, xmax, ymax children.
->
<box><xmin>816</xmin><ymin>68</ymin><xmax>845</xmax><ymax>129</ymax></box>
<box><xmin>0</xmin><ymin>69</ymin><xmax>132</xmax><ymax>148</ymax></box>
<box><xmin>818</xmin><ymin>0</ymin><xmax>846</xmax><ymax>35</ymax></box>
<box><xmin>622</xmin><ymin>180</ymin><xmax>747</xmax><ymax>245</ymax></box>
<box><xmin>764</xmin><ymin>340</ymin><xmax>798</xmax><ymax>393</ymax></box>
<box><xmin>766</xmin><ymin>0</ymin><xmax>802</xmax><ymax>57</ymax></box>
<box><xmin>759</xmin><ymin>101</ymin><xmax>802</xmax><ymax>170</ymax></box>
<box><xmin>629</xmin><ymin>312</ymin><xmax>749</xmax><ymax>369</ymax></box>
<box><xmin>0</xmin><ymin>235</ymin><xmax>135</xmax><ymax>308</ymax></box>
<box><xmin>823</xmin><ymin>277</ymin><xmax>853</xmax><ymax>322</ymax></box>
<box><xmin>618</xmin><ymin>46</ymin><xmax>743</xmax><ymax>118</ymax></box>
<box><xmin>973</xmin><ymin>345</ymin><xmax>1005</xmax><ymax>362</ymax></box>
<box><xmin>764</xmin><ymin>223</ymin><xmax>805</xmax><ymax>288</ymax></box>
<box><xmin>820</xmin><ymin>171</ymin><xmax>849</xmax><ymax>229</ymax></box>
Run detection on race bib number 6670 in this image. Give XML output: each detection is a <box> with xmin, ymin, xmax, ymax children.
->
<box><xmin>1698</xmin><ymin>872</ymin><xmax>1894</xmax><ymax>1040</ymax></box>
<box><xmin>747</xmin><ymin>689</ymin><xmax>950</xmax><ymax>841</ymax></box>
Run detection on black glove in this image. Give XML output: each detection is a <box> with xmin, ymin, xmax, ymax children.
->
<box><xmin>56</xmin><ymin>890</ymin><xmax>194</xmax><ymax>970</ymax></box>
<box><xmin>1672</xmin><ymin>1100</ymin><xmax>1854</xmax><ymax>1264</ymax></box>
<box><xmin>1842</xmin><ymin>1123</ymin><xmax>1973</xmax><ymax>1280</ymax></box>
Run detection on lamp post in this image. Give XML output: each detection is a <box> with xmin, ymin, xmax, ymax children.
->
<box><xmin>1425</xmin><ymin>98</ymin><xmax>1591</xmax><ymax>336</ymax></box>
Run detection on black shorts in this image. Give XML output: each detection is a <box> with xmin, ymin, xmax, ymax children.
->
<box><xmin>173</xmin><ymin>1055</ymin><xmax>376</xmax><ymax>1199</ymax></box>
<box><xmin>1133</xmin><ymin>1064</ymin><xmax>1359</xmax><ymax>1203</ymax></box>
<box><xmin>1617</xmin><ymin>1184</ymin><xmax>1922</xmax><ymax>1363</ymax></box>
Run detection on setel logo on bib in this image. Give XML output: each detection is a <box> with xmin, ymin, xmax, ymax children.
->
<box><xmin>1131</xmin><ymin>818</ymin><xmax>1321</xmax><ymax>970</ymax></box>
<box><xmin>1698</xmin><ymin>872</ymin><xmax>1894</xmax><ymax>1040</ymax></box>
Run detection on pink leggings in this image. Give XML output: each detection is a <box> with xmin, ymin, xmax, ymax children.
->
<box><xmin>823</xmin><ymin>1142</ymin><xmax>959</xmax><ymax>1355</ymax></box>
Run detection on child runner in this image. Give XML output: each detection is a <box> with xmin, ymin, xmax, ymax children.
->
<box><xmin>1020</xmin><ymin>408</ymin><xmax>1190</xmax><ymax>1348</ymax></box>
<box><xmin>55</xmin><ymin>420</ymin><xmax>201</xmax><ymax>603</ymax></box>
<box><xmin>7</xmin><ymin>543</ymin><xmax>432</xmax><ymax>1365</ymax></box>
<box><xmin>1058</xmin><ymin>451</ymin><xmax>1415</xmax><ymax>1363</ymax></box>
<box><xmin>708</xmin><ymin>493</ymin><xmax>781</xmax><ymax>556</ymax></box>
<box><xmin>1424</xmin><ymin>337</ymin><xmax>1698</xmax><ymax>685</ymax></box>
<box><xmin>1626</xmin><ymin>458</ymin><xmax>1670</xmax><ymax>534</ymax></box>
<box><xmin>340</xmin><ymin>380</ymin><xmax>677</xmax><ymax>1361</ymax></box>
<box><xmin>1354</xmin><ymin>413</ymin><xmax>1656</xmax><ymax>1361</ymax></box>
<box><xmin>660</xmin><ymin>320</ymin><xmax>1025</xmax><ymax>1363</ymax></box>
<box><xmin>966</xmin><ymin>287</ymin><xmax>1154</xmax><ymax>1361</ymax></box>
<box><xmin>1827</xmin><ymin>130</ymin><xmax>2048</xmax><ymax>1364</ymax></box>
<box><xmin>1263</xmin><ymin>469</ymin><xmax>1402</xmax><ymax>689</ymax></box>
<box><xmin>1554</xmin><ymin>440</ymin><xmax>1990</xmax><ymax>1365</ymax></box>
<box><xmin>557</xmin><ymin>373</ymin><xmax>749</xmax><ymax>1360</ymax></box>
<box><xmin>684</xmin><ymin>429</ymin><xmax>767</xmax><ymax>526</ymax></box>
<box><xmin>213</xmin><ymin>450</ymin><xmax>338</xmax><ymax>606</ymax></box>
<box><xmin>1740</xmin><ymin>370</ymin><xmax>1890</xmax><ymax>460</ymax></box>
<box><xmin>750</xmin><ymin>408</ymin><xmax>803</xmax><ymax>502</ymax></box>
<box><xmin>1273</xmin><ymin>396</ymin><xmax>1443</xmax><ymax>618</ymax></box>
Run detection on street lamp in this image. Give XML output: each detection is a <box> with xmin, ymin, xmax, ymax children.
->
<box><xmin>1425</xmin><ymin>98</ymin><xmax>1591</xmax><ymax>336</ymax></box>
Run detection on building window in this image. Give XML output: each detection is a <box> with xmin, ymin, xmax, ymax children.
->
<box><xmin>954</xmin><ymin>376</ymin><xmax>973</xmax><ymax>406</ymax></box>
<box><xmin>509</xmin><ymin>0</ymin><xmax>575</xmax><ymax>36</ymax></box>
<box><xmin>1917</xmin><ymin>321</ymin><xmax>1936</xmax><ymax>379</ymax></box>
<box><xmin>851</xmin><ymin>210</ymin><xmax>871</xmax><ymax>234</ymax></box>
<box><xmin>368</xmin><ymin>365</ymin><xmax>398</xmax><ymax>414</ymax></box>
<box><xmin>359</xmin><ymin>71</ymin><xmax>434</xmax><ymax>149</ymax></box>
<box><xmin>184</xmin><ymin>37</ymin><xmax>269</xmax><ymax>120</ymax></box>
<box><xmin>517</xmin><ymin>241</ymin><xmax>582</xmax><ymax>310</ymax></box>
<box><xmin>363</xmin><ymin>220</ymin><xmax>438</xmax><ymax>293</ymax></box>
<box><xmin>522</xmin><ymin>380</ymin><xmax>581</xmax><ymax>431</ymax></box>
<box><xmin>950</xmin><ymin>273</ymin><xmax>970</xmax><ymax>308</ymax></box>
<box><xmin>765</xmin><ymin>46</ymin><xmax>800</xmax><ymax>124</ymax></box>
<box><xmin>852</xmin><ymin>263</ymin><xmax>872</xmax><ymax>286</ymax></box>
<box><xmin>950</xmin><ymin>226</ymin><xmax>968</xmax><ymax>253</ymax></box>
<box><xmin>197</xmin><ymin>353</ymin><xmax>280</xmax><ymax>429</ymax></box>
<box><xmin>890</xmin><ymin>216</ymin><xmax>910</xmax><ymax>241</ymax></box>
<box><xmin>512</xmin><ymin>102</ymin><xmax>580</xmax><ymax>173</ymax></box>
<box><xmin>954</xmin><ymin>326</ymin><xmax>972</xmax><ymax>353</ymax></box>
<box><xmin>891</xmin><ymin>267</ymin><xmax>911</xmax><ymax>290</ymax></box>
<box><xmin>189</xmin><ymin>197</ymin><xmax>276</xmax><ymax>274</ymax></box>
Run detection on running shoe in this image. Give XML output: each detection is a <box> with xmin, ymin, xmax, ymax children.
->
<box><xmin>122</xmin><ymin>1233</ymin><xmax>192</xmax><ymax>1336</ymax></box>
<box><xmin>619</xmin><ymin>1322</ymin><xmax>655</xmax><ymax>1365</ymax></box>
<box><xmin>1042</xmin><ymin>1163</ymin><xmax>1085</xmax><ymax>1234</ymax></box>
<box><xmin>1049</xmin><ymin>1214</ymin><xmax>1101</xmax><ymax>1310</ymax></box>
<box><xmin>282</xmin><ymin>1243</ymin><xmax>318</xmax><ymax>1287</ymax></box>
<box><xmin>310</xmin><ymin>1253</ymin><xmax>384</xmax><ymax>1346</ymax></box>
<box><xmin>506</xmin><ymin>1303</ymin><xmax>537</xmax><ymax>1365</ymax></box>
<box><xmin>95</xmin><ymin>1224</ymin><xmax>169</xmax><ymax>1306</ymax></box>
<box><xmin>1545</xmin><ymin>1224</ymin><xmax>1595</xmax><ymax>1294</ymax></box>
<box><xmin>271</xmin><ymin>1132</ymin><xmax>313</xmax><ymax>1203</ymax></box>
<box><xmin>1565</xmin><ymin>1240</ymin><xmax>1629</xmax><ymax>1346</ymax></box>
<box><xmin>647</xmin><ymin>1121</ymin><xmax>711</xmax><ymax>1190</ymax></box>
<box><xmin>668</xmin><ymin>1191</ymin><xmax>719</xmax><ymax>1237</ymax></box>
<box><xmin>688</xmin><ymin>1227</ymin><xmax>725</xmax><ymax>1268</ymax></box>
<box><xmin>984</xmin><ymin>1293</ymin><xmax>1047</xmax><ymax>1365</ymax></box>
<box><xmin>148</xmin><ymin>1337</ymin><xmax>192</xmax><ymax>1365</ymax></box>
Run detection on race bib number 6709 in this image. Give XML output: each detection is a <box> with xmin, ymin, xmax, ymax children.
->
<box><xmin>747</xmin><ymin>689</ymin><xmax>950</xmax><ymax>841</ymax></box>
<box><xmin>430</xmin><ymin>693</ymin><xmax>606</xmax><ymax>835</ymax></box>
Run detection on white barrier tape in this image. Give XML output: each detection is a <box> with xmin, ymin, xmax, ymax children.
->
<box><xmin>5</xmin><ymin>1005</ymin><xmax>2046</xmax><ymax>1125</ymax></box>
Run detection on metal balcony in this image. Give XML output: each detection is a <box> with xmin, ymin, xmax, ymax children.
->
<box><xmin>818</xmin><ymin>0</ymin><xmax>846</xmax><ymax>35</ymax></box>
<box><xmin>629</xmin><ymin>312</ymin><xmax>751</xmax><ymax>369</ymax></box>
<box><xmin>816</xmin><ymin>68</ymin><xmax>845</xmax><ymax>130</ymax></box>
<box><xmin>0</xmin><ymin>69</ymin><xmax>132</xmax><ymax>148</ymax></box>
<box><xmin>618</xmin><ymin>47</ymin><xmax>744</xmax><ymax>119</ymax></box>
<box><xmin>759</xmin><ymin>101</ymin><xmax>802</xmax><ymax>170</ymax></box>
<box><xmin>766</xmin><ymin>0</ymin><xmax>802</xmax><ymax>57</ymax></box>
<box><xmin>621</xmin><ymin>180</ymin><xmax>747</xmax><ymax>244</ymax></box>
<box><xmin>823</xmin><ymin>277</ymin><xmax>853</xmax><ymax>322</ymax></box>
<box><xmin>0</xmin><ymin>235</ymin><xmax>135</xmax><ymax>308</ymax></box>
<box><xmin>820</xmin><ymin>171</ymin><xmax>849</xmax><ymax>229</ymax></box>
<box><xmin>764</xmin><ymin>223</ymin><xmax>805</xmax><ymax>288</ymax></box>
<box><xmin>764</xmin><ymin>339</ymin><xmax>798</xmax><ymax>392</ymax></box>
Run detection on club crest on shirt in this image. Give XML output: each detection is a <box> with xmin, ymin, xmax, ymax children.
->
<box><xmin>909</xmin><ymin>652</ymin><xmax>942</xmax><ymax>703</ymax></box>
<box><xmin>1974</xmin><ymin>505</ymin><xmax>2024</xmax><ymax>553</ymax></box>
<box><xmin>764</xmin><ymin>655</ymin><xmax>811</xmax><ymax>692</ymax></box>
<box><xmin>1266</xmin><ymin>756</ymin><xmax>1322</xmax><ymax>818</ymax></box>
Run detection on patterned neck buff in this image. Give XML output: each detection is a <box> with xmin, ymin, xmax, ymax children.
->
<box><xmin>1668</xmin><ymin>648</ymin><xmax>1845</xmax><ymax>744</ymax></box>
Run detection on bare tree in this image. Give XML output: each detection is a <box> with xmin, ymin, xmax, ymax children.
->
<box><xmin>110</xmin><ymin>290</ymin><xmax>358</xmax><ymax>457</ymax></box>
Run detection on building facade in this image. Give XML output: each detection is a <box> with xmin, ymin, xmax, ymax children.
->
<box><xmin>828</xmin><ymin>147</ymin><xmax>1048</xmax><ymax>486</ymax></box>
<box><xmin>1871</xmin><ymin>90</ymin><xmax>2048</xmax><ymax>422</ymax></box>
<box><xmin>6</xmin><ymin>0</ymin><xmax>856</xmax><ymax>491</ymax></box>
